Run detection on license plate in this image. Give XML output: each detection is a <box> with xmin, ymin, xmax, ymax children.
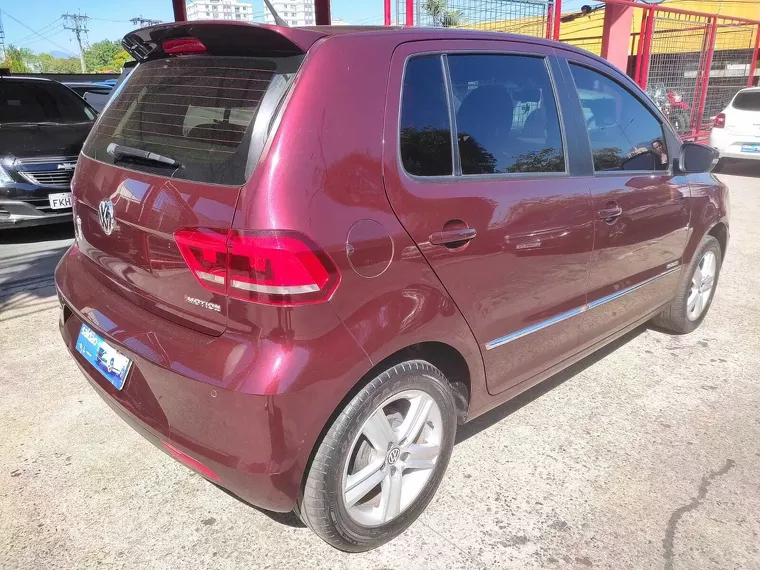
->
<box><xmin>740</xmin><ymin>144</ymin><xmax>760</xmax><ymax>153</ymax></box>
<box><xmin>75</xmin><ymin>324</ymin><xmax>132</xmax><ymax>390</ymax></box>
<box><xmin>49</xmin><ymin>192</ymin><xmax>73</xmax><ymax>209</ymax></box>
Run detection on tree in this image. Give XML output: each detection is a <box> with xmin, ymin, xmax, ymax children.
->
<box><xmin>112</xmin><ymin>49</ymin><xmax>132</xmax><ymax>71</ymax></box>
<box><xmin>4</xmin><ymin>45</ymin><xmax>35</xmax><ymax>73</ymax></box>
<box><xmin>37</xmin><ymin>53</ymin><xmax>81</xmax><ymax>73</ymax></box>
<box><xmin>84</xmin><ymin>40</ymin><xmax>128</xmax><ymax>72</ymax></box>
<box><xmin>424</xmin><ymin>0</ymin><xmax>465</xmax><ymax>27</ymax></box>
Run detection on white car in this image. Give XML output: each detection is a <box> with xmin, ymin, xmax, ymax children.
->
<box><xmin>709</xmin><ymin>87</ymin><xmax>760</xmax><ymax>162</ymax></box>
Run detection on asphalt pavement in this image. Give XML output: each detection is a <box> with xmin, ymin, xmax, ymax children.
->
<box><xmin>1</xmin><ymin>166</ymin><xmax>759</xmax><ymax>569</ymax></box>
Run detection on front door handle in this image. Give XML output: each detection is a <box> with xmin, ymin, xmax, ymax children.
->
<box><xmin>598</xmin><ymin>203</ymin><xmax>623</xmax><ymax>222</ymax></box>
<box><xmin>429</xmin><ymin>228</ymin><xmax>477</xmax><ymax>246</ymax></box>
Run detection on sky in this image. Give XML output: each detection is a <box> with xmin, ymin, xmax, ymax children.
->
<box><xmin>1</xmin><ymin>0</ymin><xmax>589</xmax><ymax>57</ymax></box>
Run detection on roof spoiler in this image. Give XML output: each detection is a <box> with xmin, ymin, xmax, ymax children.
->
<box><xmin>122</xmin><ymin>21</ymin><xmax>327</xmax><ymax>62</ymax></box>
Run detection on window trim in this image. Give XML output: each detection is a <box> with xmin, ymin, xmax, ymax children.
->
<box><xmin>566</xmin><ymin>60</ymin><xmax>674</xmax><ymax>177</ymax></box>
<box><xmin>397</xmin><ymin>49</ymin><xmax>570</xmax><ymax>183</ymax></box>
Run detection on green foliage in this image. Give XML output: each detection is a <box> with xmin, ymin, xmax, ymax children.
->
<box><xmin>4</xmin><ymin>45</ymin><xmax>35</xmax><ymax>72</ymax></box>
<box><xmin>84</xmin><ymin>40</ymin><xmax>128</xmax><ymax>72</ymax></box>
<box><xmin>2</xmin><ymin>40</ymin><xmax>132</xmax><ymax>74</ymax></box>
<box><xmin>423</xmin><ymin>0</ymin><xmax>464</xmax><ymax>27</ymax></box>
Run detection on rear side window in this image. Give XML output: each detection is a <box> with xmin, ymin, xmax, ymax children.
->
<box><xmin>569</xmin><ymin>64</ymin><xmax>668</xmax><ymax>172</ymax></box>
<box><xmin>400</xmin><ymin>56</ymin><xmax>453</xmax><ymax>177</ymax></box>
<box><xmin>448</xmin><ymin>54</ymin><xmax>565</xmax><ymax>175</ymax></box>
<box><xmin>83</xmin><ymin>55</ymin><xmax>302</xmax><ymax>186</ymax></box>
<box><xmin>732</xmin><ymin>91</ymin><xmax>760</xmax><ymax>111</ymax></box>
<box><xmin>0</xmin><ymin>80</ymin><xmax>96</xmax><ymax>123</ymax></box>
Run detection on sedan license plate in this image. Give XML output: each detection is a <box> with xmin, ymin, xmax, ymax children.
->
<box><xmin>75</xmin><ymin>324</ymin><xmax>132</xmax><ymax>390</ymax></box>
<box><xmin>740</xmin><ymin>144</ymin><xmax>760</xmax><ymax>153</ymax></box>
<box><xmin>49</xmin><ymin>192</ymin><xmax>73</xmax><ymax>209</ymax></box>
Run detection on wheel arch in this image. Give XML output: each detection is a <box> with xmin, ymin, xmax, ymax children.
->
<box><xmin>297</xmin><ymin>340</ymin><xmax>473</xmax><ymax>505</ymax></box>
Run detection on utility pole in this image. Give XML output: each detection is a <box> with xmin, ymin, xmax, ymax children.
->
<box><xmin>0</xmin><ymin>10</ymin><xmax>6</xmax><ymax>63</ymax></box>
<box><xmin>62</xmin><ymin>12</ymin><xmax>89</xmax><ymax>73</ymax></box>
<box><xmin>130</xmin><ymin>16</ymin><xmax>162</xmax><ymax>27</ymax></box>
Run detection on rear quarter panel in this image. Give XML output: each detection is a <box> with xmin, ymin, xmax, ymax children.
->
<box><xmin>683</xmin><ymin>172</ymin><xmax>729</xmax><ymax>263</ymax></box>
<box><xmin>232</xmin><ymin>33</ymin><xmax>486</xmax><ymax>420</ymax></box>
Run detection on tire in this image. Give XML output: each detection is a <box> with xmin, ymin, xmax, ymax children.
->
<box><xmin>652</xmin><ymin>235</ymin><xmax>722</xmax><ymax>334</ymax></box>
<box><xmin>299</xmin><ymin>360</ymin><xmax>457</xmax><ymax>552</ymax></box>
<box><xmin>672</xmin><ymin>110</ymin><xmax>689</xmax><ymax>133</ymax></box>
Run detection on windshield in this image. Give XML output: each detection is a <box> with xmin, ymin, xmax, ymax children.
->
<box><xmin>82</xmin><ymin>55</ymin><xmax>303</xmax><ymax>186</ymax></box>
<box><xmin>0</xmin><ymin>80</ymin><xmax>96</xmax><ymax>124</ymax></box>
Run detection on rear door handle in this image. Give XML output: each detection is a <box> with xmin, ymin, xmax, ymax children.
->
<box><xmin>429</xmin><ymin>228</ymin><xmax>477</xmax><ymax>246</ymax></box>
<box><xmin>598</xmin><ymin>205</ymin><xmax>623</xmax><ymax>221</ymax></box>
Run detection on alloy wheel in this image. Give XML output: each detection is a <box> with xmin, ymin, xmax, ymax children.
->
<box><xmin>342</xmin><ymin>389</ymin><xmax>443</xmax><ymax>527</ymax></box>
<box><xmin>687</xmin><ymin>250</ymin><xmax>717</xmax><ymax>321</ymax></box>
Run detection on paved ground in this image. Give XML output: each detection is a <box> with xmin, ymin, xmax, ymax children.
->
<box><xmin>2</xmin><ymin>166</ymin><xmax>759</xmax><ymax>569</ymax></box>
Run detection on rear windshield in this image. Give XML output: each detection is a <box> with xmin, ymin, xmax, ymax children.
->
<box><xmin>0</xmin><ymin>80</ymin><xmax>96</xmax><ymax>124</ymax></box>
<box><xmin>732</xmin><ymin>91</ymin><xmax>760</xmax><ymax>111</ymax></box>
<box><xmin>82</xmin><ymin>55</ymin><xmax>303</xmax><ymax>186</ymax></box>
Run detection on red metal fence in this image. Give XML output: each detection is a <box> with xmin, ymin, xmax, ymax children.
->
<box><xmin>389</xmin><ymin>0</ymin><xmax>760</xmax><ymax>140</ymax></box>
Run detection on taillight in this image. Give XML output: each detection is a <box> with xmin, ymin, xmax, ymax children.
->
<box><xmin>162</xmin><ymin>37</ymin><xmax>207</xmax><ymax>55</ymax></box>
<box><xmin>174</xmin><ymin>229</ymin><xmax>228</xmax><ymax>294</ymax></box>
<box><xmin>174</xmin><ymin>228</ymin><xmax>340</xmax><ymax>306</ymax></box>
<box><xmin>714</xmin><ymin>113</ymin><xmax>726</xmax><ymax>128</ymax></box>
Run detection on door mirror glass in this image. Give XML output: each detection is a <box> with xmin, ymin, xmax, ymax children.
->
<box><xmin>680</xmin><ymin>142</ymin><xmax>718</xmax><ymax>173</ymax></box>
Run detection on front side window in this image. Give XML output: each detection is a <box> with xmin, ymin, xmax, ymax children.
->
<box><xmin>569</xmin><ymin>64</ymin><xmax>669</xmax><ymax>172</ymax></box>
<box><xmin>448</xmin><ymin>54</ymin><xmax>565</xmax><ymax>175</ymax></box>
<box><xmin>400</xmin><ymin>56</ymin><xmax>453</xmax><ymax>177</ymax></box>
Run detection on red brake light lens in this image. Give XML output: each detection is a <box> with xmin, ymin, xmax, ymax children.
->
<box><xmin>174</xmin><ymin>228</ymin><xmax>340</xmax><ymax>306</ymax></box>
<box><xmin>163</xmin><ymin>37</ymin><xmax>207</xmax><ymax>55</ymax></box>
<box><xmin>714</xmin><ymin>113</ymin><xmax>726</xmax><ymax>128</ymax></box>
<box><xmin>174</xmin><ymin>228</ymin><xmax>228</xmax><ymax>294</ymax></box>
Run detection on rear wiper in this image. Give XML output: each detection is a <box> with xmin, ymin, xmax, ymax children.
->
<box><xmin>107</xmin><ymin>143</ymin><xmax>181</xmax><ymax>168</ymax></box>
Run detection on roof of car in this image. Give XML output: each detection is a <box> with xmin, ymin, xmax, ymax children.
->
<box><xmin>0</xmin><ymin>75</ymin><xmax>57</xmax><ymax>82</ymax></box>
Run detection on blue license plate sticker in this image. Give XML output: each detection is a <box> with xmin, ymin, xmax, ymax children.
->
<box><xmin>740</xmin><ymin>144</ymin><xmax>760</xmax><ymax>153</ymax></box>
<box><xmin>75</xmin><ymin>324</ymin><xmax>132</xmax><ymax>390</ymax></box>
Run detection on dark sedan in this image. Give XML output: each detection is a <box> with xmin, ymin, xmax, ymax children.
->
<box><xmin>0</xmin><ymin>76</ymin><xmax>96</xmax><ymax>229</ymax></box>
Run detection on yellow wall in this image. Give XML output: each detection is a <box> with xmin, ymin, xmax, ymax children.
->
<box><xmin>464</xmin><ymin>0</ymin><xmax>760</xmax><ymax>56</ymax></box>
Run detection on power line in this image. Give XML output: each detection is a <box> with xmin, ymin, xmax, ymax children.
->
<box><xmin>10</xmin><ymin>17</ymin><xmax>62</xmax><ymax>45</ymax></box>
<box><xmin>1</xmin><ymin>10</ymin><xmax>77</xmax><ymax>57</ymax></box>
<box><xmin>129</xmin><ymin>16</ymin><xmax>163</xmax><ymax>27</ymax></box>
<box><xmin>62</xmin><ymin>12</ymin><xmax>89</xmax><ymax>72</ymax></box>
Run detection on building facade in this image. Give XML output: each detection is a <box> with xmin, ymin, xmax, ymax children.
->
<box><xmin>187</xmin><ymin>0</ymin><xmax>255</xmax><ymax>22</ymax></box>
<box><xmin>262</xmin><ymin>0</ymin><xmax>315</xmax><ymax>27</ymax></box>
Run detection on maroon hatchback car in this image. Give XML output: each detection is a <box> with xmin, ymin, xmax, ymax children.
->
<box><xmin>56</xmin><ymin>22</ymin><xmax>728</xmax><ymax>551</ymax></box>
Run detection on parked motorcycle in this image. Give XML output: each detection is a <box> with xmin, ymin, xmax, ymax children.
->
<box><xmin>647</xmin><ymin>84</ymin><xmax>691</xmax><ymax>134</ymax></box>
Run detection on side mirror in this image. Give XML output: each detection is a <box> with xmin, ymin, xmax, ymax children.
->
<box><xmin>679</xmin><ymin>142</ymin><xmax>719</xmax><ymax>173</ymax></box>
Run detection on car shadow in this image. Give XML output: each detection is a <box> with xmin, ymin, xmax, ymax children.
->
<box><xmin>456</xmin><ymin>325</ymin><xmax>647</xmax><ymax>444</ymax></box>
<box><xmin>0</xmin><ymin>221</ymin><xmax>74</xmax><ymax>245</ymax></box>
<box><xmin>715</xmin><ymin>160</ymin><xmax>760</xmax><ymax>178</ymax></box>
<box><xmin>0</xmin><ymin>223</ymin><xmax>74</xmax><ymax>313</ymax></box>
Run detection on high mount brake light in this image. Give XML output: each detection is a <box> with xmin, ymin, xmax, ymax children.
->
<box><xmin>174</xmin><ymin>229</ymin><xmax>340</xmax><ymax>306</ymax></box>
<box><xmin>162</xmin><ymin>38</ymin><xmax>207</xmax><ymax>55</ymax></box>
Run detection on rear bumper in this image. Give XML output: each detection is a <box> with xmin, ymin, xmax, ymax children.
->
<box><xmin>56</xmin><ymin>245</ymin><xmax>371</xmax><ymax>512</ymax></box>
<box><xmin>717</xmin><ymin>151</ymin><xmax>760</xmax><ymax>161</ymax></box>
<box><xmin>708</xmin><ymin>131</ymin><xmax>760</xmax><ymax>161</ymax></box>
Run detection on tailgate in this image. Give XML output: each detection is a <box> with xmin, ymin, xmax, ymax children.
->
<box><xmin>75</xmin><ymin>23</ymin><xmax>307</xmax><ymax>335</ymax></box>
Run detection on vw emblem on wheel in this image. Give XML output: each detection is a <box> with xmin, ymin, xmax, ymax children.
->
<box><xmin>98</xmin><ymin>200</ymin><xmax>115</xmax><ymax>236</ymax></box>
<box><xmin>386</xmin><ymin>447</ymin><xmax>401</xmax><ymax>465</ymax></box>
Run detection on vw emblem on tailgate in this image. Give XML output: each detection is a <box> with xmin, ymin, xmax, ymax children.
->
<box><xmin>98</xmin><ymin>200</ymin><xmax>116</xmax><ymax>236</ymax></box>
